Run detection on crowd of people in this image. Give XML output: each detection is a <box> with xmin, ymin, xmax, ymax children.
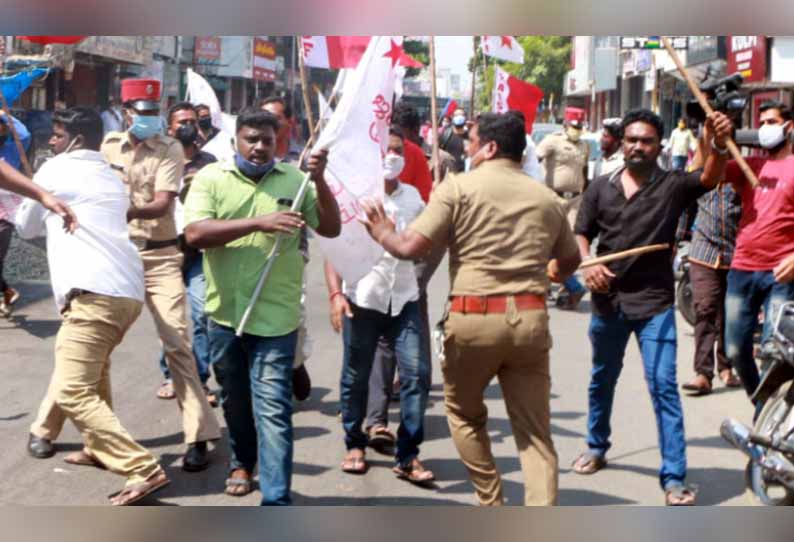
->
<box><xmin>1</xmin><ymin>74</ymin><xmax>793</xmax><ymax>507</ymax></box>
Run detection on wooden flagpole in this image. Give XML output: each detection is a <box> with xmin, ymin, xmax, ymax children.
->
<box><xmin>297</xmin><ymin>36</ymin><xmax>316</xmax><ymax>141</ymax></box>
<box><xmin>661</xmin><ymin>36</ymin><xmax>758</xmax><ymax>188</ymax></box>
<box><xmin>578</xmin><ymin>243</ymin><xmax>669</xmax><ymax>269</ymax></box>
<box><xmin>469</xmin><ymin>37</ymin><xmax>477</xmax><ymax>119</ymax></box>
<box><xmin>429</xmin><ymin>36</ymin><xmax>441</xmax><ymax>185</ymax></box>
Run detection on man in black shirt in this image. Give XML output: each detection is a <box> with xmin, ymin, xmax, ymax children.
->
<box><xmin>570</xmin><ymin>109</ymin><xmax>731</xmax><ymax>506</ymax></box>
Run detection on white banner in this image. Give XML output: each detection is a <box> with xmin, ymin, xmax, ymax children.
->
<box><xmin>312</xmin><ymin>36</ymin><xmax>403</xmax><ymax>283</ymax></box>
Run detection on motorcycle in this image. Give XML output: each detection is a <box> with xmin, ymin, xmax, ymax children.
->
<box><xmin>721</xmin><ymin>301</ymin><xmax>794</xmax><ymax>505</ymax></box>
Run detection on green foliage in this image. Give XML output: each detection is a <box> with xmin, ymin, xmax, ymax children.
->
<box><xmin>473</xmin><ymin>36</ymin><xmax>572</xmax><ymax>113</ymax></box>
<box><xmin>404</xmin><ymin>40</ymin><xmax>429</xmax><ymax>79</ymax></box>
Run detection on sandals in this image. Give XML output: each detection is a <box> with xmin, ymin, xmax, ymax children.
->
<box><xmin>109</xmin><ymin>469</ymin><xmax>170</xmax><ymax>506</ymax></box>
<box><xmin>572</xmin><ymin>451</ymin><xmax>607</xmax><ymax>475</ymax></box>
<box><xmin>367</xmin><ymin>425</ymin><xmax>396</xmax><ymax>454</ymax></box>
<box><xmin>665</xmin><ymin>484</ymin><xmax>696</xmax><ymax>506</ymax></box>
<box><xmin>225</xmin><ymin>469</ymin><xmax>254</xmax><ymax>497</ymax></box>
<box><xmin>64</xmin><ymin>450</ymin><xmax>106</xmax><ymax>470</ymax></box>
<box><xmin>156</xmin><ymin>380</ymin><xmax>176</xmax><ymax>400</ymax></box>
<box><xmin>341</xmin><ymin>450</ymin><xmax>368</xmax><ymax>474</ymax></box>
<box><xmin>203</xmin><ymin>385</ymin><xmax>219</xmax><ymax>408</ymax></box>
<box><xmin>393</xmin><ymin>458</ymin><xmax>435</xmax><ymax>484</ymax></box>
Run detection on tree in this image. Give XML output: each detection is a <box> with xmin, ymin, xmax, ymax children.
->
<box><xmin>473</xmin><ymin>36</ymin><xmax>572</xmax><ymax>113</ymax></box>
<box><xmin>403</xmin><ymin>39</ymin><xmax>429</xmax><ymax>79</ymax></box>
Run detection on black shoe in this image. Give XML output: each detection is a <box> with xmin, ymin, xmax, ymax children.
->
<box><xmin>182</xmin><ymin>441</ymin><xmax>209</xmax><ymax>472</ymax></box>
<box><xmin>28</xmin><ymin>433</ymin><xmax>55</xmax><ymax>459</ymax></box>
<box><xmin>293</xmin><ymin>364</ymin><xmax>311</xmax><ymax>402</ymax></box>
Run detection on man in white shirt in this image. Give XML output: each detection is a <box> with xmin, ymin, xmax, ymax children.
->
<box><xmin>17</xmin><ymin>107</ymin><xmax>168</xmax><ymax>505</ymax></box>
<box><xmin>667</xmin><ymin>118</ymin><xmax>697</xmax><ymax>171</ymax></box>
<box><xmin>324</xmin><ymin>128</ymin><xmax>434</xmax><ymax>483</ymax></box>
<box><xmin>594</xmin><ymin>118</ymin><xmax>625</xmax><ymax>179</ymax></box>
<box><xmin>100</xmin><ymin>97</ymin><xmax>124</xmax><ymax>136</ymax></box>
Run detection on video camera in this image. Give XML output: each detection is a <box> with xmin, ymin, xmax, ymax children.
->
<box><xmin>686</xmin><ymin>73</ymin><xmax>748</xmax><ymax>125</ymax></box>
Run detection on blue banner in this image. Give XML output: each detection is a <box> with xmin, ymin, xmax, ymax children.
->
<box><xmin>0</xmin><ymin>68</ymin><xmax>49</xmax><ymax>105</ymax></box>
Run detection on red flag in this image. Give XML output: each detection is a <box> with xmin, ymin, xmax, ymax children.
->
<box><xmin>302</xmin><ymin>36</ymin><xmax>424</xmax><ymax>69</ymax></box>
<box><xmin>491</xmin><ymin>67</ymin><xmax>544</xmax><ymax>134</ymax></box>
<box><xmin>440</xmin><ymin>99</ymin><xmax>458</xmax><ymax>118</ymax></box>
<box><xmin>18</xmin><ymin>36</ymin><xmax>85</xmax><ymax>45</ymax></box>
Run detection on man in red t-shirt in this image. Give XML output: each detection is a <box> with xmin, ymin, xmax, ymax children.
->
<box><xmin>711</xmin><ymin>102</ymin><xmax>794</xmax><ymax>402</ymax></box>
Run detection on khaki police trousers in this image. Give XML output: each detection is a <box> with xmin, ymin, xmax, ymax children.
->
<box><xmin>441</xmin><ymin>307</ymin><xmax>558</xmax><ymax>506</ymax></box>
<box><xmin>32</xmin><ymin>246</ymin><xmax>220</xmax><ymax>445</ymax></box>
<box><xmin>30</xmin><ymin>294</ymin><xmax>161</xmax><ymax>485</ymax></box>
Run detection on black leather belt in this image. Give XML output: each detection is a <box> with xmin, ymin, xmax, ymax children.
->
<box><xmin>138</xmin><ymin>239</ymin><xmax>178</xmax><ymax>251</ymax></box>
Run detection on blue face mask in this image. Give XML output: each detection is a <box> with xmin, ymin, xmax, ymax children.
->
<box><xmin>235</xmin><ymin>153</ymin><xmax>275</xmax><ymax>180</ymax></box>
<box><xmin>129</xmin><ymin>114</ymin><xmax>161</xmax><ymax>140</ymax></box>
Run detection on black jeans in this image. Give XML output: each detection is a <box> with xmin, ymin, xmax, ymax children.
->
<box><xmin>365</xmin><ymin>243</ymin><xmax>444</xmax><ymax>429</ymax></box>
<box><xmin>0</xmin><ymin>220</ymin><xmax>14</xmax><ymax>292</ymax></box>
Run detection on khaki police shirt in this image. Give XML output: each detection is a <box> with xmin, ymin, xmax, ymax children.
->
<box><xmin>409</xmin><ymin>158</ymin><xmax>579</xmax><ymax>297</ymax></box>
<box><xmin>101</xmin><ymin>131</ymin><xmax>185</xmax><ymax>242</ymax></box>
<box><xmin>536</xmin><ymin>132</ymin><xmax>589</xmax><ymax>194</ymax></box>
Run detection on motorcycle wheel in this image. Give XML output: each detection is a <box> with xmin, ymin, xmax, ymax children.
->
<box><xmin>676</xmin><ymin>274</ymin><xmax>696</xmax><ymax>327</ymax></box>
<box><xmin>745</xmin><ymin>388</ymin><xmax>794</xmax><ymax>506</ymax></box>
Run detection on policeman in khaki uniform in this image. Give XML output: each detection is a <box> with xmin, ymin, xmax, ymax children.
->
<box><xmin>537</xmin><ymin>107</ymin><xmax>590</xmax><ymax>310</ymax></box>
<box><xmin>361</xmin><ymin>112</ymin><xmax>582</xmax><ymax>506</ymax></box>
<box><xmin>101</xmin><ymin>79</ymin><xmax>220</xmax><ymax>470</ymax></box>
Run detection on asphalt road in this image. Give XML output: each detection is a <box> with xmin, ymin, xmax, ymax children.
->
<box><xmin>0</xmin><ymin>244</ymin><xmax>758</xmax><ymax>506</ymax></box>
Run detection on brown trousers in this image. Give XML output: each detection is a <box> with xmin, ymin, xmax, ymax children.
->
<box><xmin>690</xmin><ymin>262</ymin><xmax>731</xmax><ymax>380</ymax></box>
<box><xmin>441</xmin><ymin>305</ymin><xmax>558</xmax><ymax>506</ymax></box>
<box><xmin>31</xmin><ymin>294</ymin><xmax>161</xmax><ymax>485</ymax></box>
<box><xmin>32</xmin><ymin>246</ymin><xmax>220</xmax><ymax>444</ymax></box>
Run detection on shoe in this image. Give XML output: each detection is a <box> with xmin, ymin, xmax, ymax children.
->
<box><xmin>292</xmin><ymin>364</ymin><xmax>311</xmax><ymax>402</ymax></box>
<box><xmin>719</xmin><ymin>369</ymin><xmax>742</xmax><ymax>388</ymax></box>
<box><xmin>28</xmin><ymin>433</ymin><xmax>55</xmax><ymax>459</ymax></box>
<box><xmin>182</xmin><ymin>441</ymin><xmax>209</xmax><ymax>472</ymax></box>
<box><xmin>681</xmin><ymin>374</ymin><xmax>712</xmax><ymax>396</ymax></box>
<box><xmin>3</xmin><ymin>287</ymin><xmax>20</xmax><ymax>306</ymax></box>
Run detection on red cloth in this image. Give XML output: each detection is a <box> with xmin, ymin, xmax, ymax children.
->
<box><xmin>400</xmin><ymin>139</ymin><xmax>432</xmax><ymax>203</ymax></box>
<box><xmin>19</xmin><ymin>36</ymin><xmax>85</xmax><ymax>45</ymax></box>
<box><xmin>727</xmin><ymin>156</ymin><xmax>794</xmax><ymax>271</ymax></box>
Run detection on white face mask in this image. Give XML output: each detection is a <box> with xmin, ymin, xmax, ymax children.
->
<box><xmin>759</xmin><ymin>122</ymin><xmax>789</xmax><ymax>150</ymax></box>
<box><xmin>383</xmin><ymin>153</ymin><xmax>405</xmax><ymax>180</ymax></box>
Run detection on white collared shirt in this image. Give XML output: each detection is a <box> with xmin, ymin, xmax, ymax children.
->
<box><xmin>14</xmin><ymin>150</ymin><xmax>145</xmax><ymax>311</ymax></box>
<box><xmin>343</xmin><ymin>182</ymin><xmax>425</xmax><ymax>316</ymax></box>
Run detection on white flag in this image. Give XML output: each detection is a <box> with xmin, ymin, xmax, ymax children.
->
<box><xmin>184</xmin><ymin>68</ymin><xmax>223</xmax><ymax>130</ymax></box>
<box><xmin>317</xmin><ymin>91</ymin><xmax>333</xmax><ymax>122</ymax></box>
<box><xmin>312</xmin><ymin>36</ymin><xmax>404</xmax><ymax>283</ymax></box>
<box><xmin>481</xmin><ymin>35</ymin><xmax>524</xmax><ymax>64</ymax></box>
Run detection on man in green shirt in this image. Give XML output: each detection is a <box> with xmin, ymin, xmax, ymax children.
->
<box><xmin>184</xmin><ymin>108</ymin><xmax>340</xmax><ymax>505</ymax></box>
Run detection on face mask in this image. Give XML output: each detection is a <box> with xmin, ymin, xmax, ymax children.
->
<box><xmin>175</xmin><ymin>123</ymin><xmax>198</xmax><ymax>146</ymax></box>
<box><xmin>198</xmin><ymin>117</ymin><xmax>213</xmax><ymax>131</ymax></box>
<box><xmin>61</xmin><ymin>136</ymin><xmax>81</xmax><ymax>155</ymax></box>
<box><xmin>566</xmin><ymin>127</ymin><xmax>582</xmax><ymax>142</ymax></box>
<box><xmin>234</xmin><ymin>153</ymin><xmax>275</xmax><ymax>180</ymax></box>
<box><xmin>383</xmin><ymin>153</ymin><xmax>405</xmax><ymax>180</ymax></box>
<box><xmin>129</xmin><ymin>114</ymin><xmax>161</xmax><ymax>140</ymax></box>
<box><xmin>452</xmin><ymin>116</ymin><xmax>466</xmax><ymax>127</ymax></box>
<box><xmin>759</xmin><ymin>123</ymin><xmax>788</xmax><ymax>150</ymax></box>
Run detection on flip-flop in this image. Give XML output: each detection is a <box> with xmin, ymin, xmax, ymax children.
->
<box><xmin>64</xmin><ymin>450</ymin><xmax>106</xmax><ymax>469</ymax></box>
<box><xmin>665</xmin><ymin>485</ymin><xmax>696</xmax><ymax>506</ymax></box>
<box><xmin>572</xmin><ymin>451</ymin><xmax>607</xmax><ymax>475</ymax></box>
<box><xmin>157</xmin><ymin>381</ymin><xmax>176</xmax><ymax>400</ymax></box>
<box><xmin>341</xmin><ymin>454</ymin><xmax>368</xmax><ymax>474</ymax></box>
<box><xmin>224</xmin><ymin>477</ymin><xmax>254</xmax><ymax>497</ymax></box>
<box><xmin>109</xmin><ymin>470</ymin><xmax>170</xmax><ymax>506</ymax></box>
<box><xmin>368</xmin><ymin>426</ymin><xmax>396</xmax><ymax>454</ymax></box>
<box><xmin>393</xmin><ymin>460</ymin><xmax>435</xmax><ymax>484</ymax></box>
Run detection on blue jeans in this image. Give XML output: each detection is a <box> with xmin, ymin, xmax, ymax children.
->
<box><xmin>563</xmin><ymin>275</ymin><xmax>586</xmax><ymax>295</ymax></box>
<box><xmin>341</xmin><ymin>300</ymin><xmax>431</xmax><ymax>466</ymax></box>
<box><xmin>160</xmin><ymin>256</ymin><xmax>210</xmax><ymax>383</ymax></box>
<box><xmin>724</xmin><ymin>269</ymin><xmax>794</xmax><ymax>400</ymax></box>
<box><xmin>208</xmin><ymin>321</ymin><xmax>297</xmax><ymax>506</ymax></box>
<box><xmin>586</xmin><ymin>307</ymin><xmax>686</xmax><ymax>489</ymax></box>
<box><xmin>672</xmin><ymin>155</ymin><xmax>688</xmax><ymax>172</ymax></box>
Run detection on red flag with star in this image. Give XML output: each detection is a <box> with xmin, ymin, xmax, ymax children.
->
<box><xmin>302</xmin><ymin>36</ymin><xmax>425</xmax><ymax>69</ymax></box>
<box><xmin>481</xmin><ymin>35</ymin><xmax>524</xmax><ymax>64</ymax></box>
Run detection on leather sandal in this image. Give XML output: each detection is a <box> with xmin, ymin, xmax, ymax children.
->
<box><xmin>109</xmin><ymin>469</ymin><xmax>170</xmax><ymax>506</ymax></box>
<box><xmin>572</xmin><ymin>451</ymin><xmax>607</xmax><ymax>475</ymax></box>
<box><xmin>393</xmin><ymin>458</ymin><xmax>435</xmax><ymax>485</ymax></box>
<box><xmin>64</xmin><ymin>450</ymin><xmax>106</xmax><ymax>469</ymax></box>
<box><xmin>719</xmin><ymin>369</ymin><xmax>742</xmax><ymax>388</ymax></box>
<box><xmin>681</xmin><ymin>374</ymin><xmax>712</xmax><ymax>396</ymax></box>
